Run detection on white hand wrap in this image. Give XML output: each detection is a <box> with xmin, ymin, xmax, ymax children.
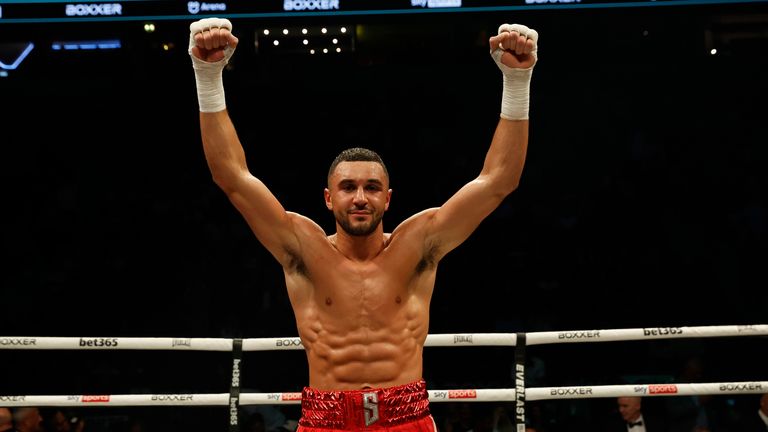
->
<box><xmin>491</xmin><ymin>23</ymin><xmax>538</xmax><ymax>120</ymax></box>
<box><xmin>188</xmin><ymin>18</ymin><xmax>236</xmax><ymax>113</ymax></box>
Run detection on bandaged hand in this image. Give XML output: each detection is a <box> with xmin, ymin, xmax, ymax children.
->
<box><xmin>489</xmin><ymin>24</ymin><xmax>538</xmax><ymax>120</ymax></box>
<box><xmin>188</xmin><ymin>17</ymin><xmax>238</xmax><ymax>113</ymax></box>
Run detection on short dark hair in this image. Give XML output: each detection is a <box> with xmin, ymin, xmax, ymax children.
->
<box><xmin>327</xmin><ymin>147</ymin><xmax>389</xmax><ymax>185</ymax></box>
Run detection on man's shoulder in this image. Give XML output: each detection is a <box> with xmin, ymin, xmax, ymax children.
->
<box><xmin>384</xmin><ymin>209</ymin><xmax>435</xmax><ymax>245</ymax></box>
<box><xmin>286</xmin><ymin>212</ymin><xmax>326</xmax><ymax>233</ymax></box>
<box><xmin>392</xmin><ymin>208</ymin><xmax>439</xmax><ymax>232</ymax></box>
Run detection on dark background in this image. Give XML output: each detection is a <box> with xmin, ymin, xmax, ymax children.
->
<box><xmin>1</xmin><ymin>2</ymin><xmax>767</xmax><ymax>431</ymax></box>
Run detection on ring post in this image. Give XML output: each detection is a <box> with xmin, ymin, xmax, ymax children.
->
<box><xmin>229</xmin><ymin>338</ymin><xmax>243</xmax><ymax>432</ymax></box>
<box><xmin>514</xmin><ymin>332</ymin><xmax>526</xmax><ymax>432</ymax></box>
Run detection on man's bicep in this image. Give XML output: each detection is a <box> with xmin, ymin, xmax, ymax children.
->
<box><xmin>428</xmin><ymin>177</ymin><xmax>505</xmax><ymax>256</ymax></box>
<box><xmin>225</xmin><ymin>174</ymin><xmax>301</xmax><ymax>266</ymax></box>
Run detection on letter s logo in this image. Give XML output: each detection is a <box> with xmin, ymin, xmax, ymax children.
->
<box><xmin>363</xmin><ymin>392</ymin><xmax>379</xmax><ymax>426</ymax></box>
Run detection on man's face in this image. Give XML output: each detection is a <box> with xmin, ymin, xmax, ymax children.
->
<box><xmin>325</xmin><ymin>161</ymin><xmax>391</xmax><ymax>236</ymax></box>
<box><xmin>618</xmin><ymin>397</ymin><xmax>642</xmax><ymax>422</ymax></box>
<box><xmin>51</xmin><ymin>411</ymin><xmax>71</xmax><ymax>432</ymax></box>
<box><xmin>18</xmin><ymin>408</ymin><xmax>44</xmax><ymax>432</ymax></box>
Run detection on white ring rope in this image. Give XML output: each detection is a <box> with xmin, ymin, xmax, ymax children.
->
<box><xmin>1</xmin><ymin>324</ymin><xmax>766</xmax><ymax>351</ymax></box>
<box><xmin>0</xmin><ymin>337</ymin><xmax>233</xmax><ymax>351</ymax></box>
<box><xmin>2</xmin><ymin>382</ymin><xmax>766</xmax><ymax>407</ymax></box>
<box><xmin>3</xmin><ymin>324</ymin><xmax>764</xmax><ymax>409</ymax></box>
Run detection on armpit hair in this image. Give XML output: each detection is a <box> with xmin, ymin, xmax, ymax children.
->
<box><xmin>285</xmin><ymin>247</ymin><xmax>309</xmax><ymax>277</ymax></box>
<box><xmin>415</xmin><ymin>242</ymin><xmax>440</xmax><ymax>274</ymax></box>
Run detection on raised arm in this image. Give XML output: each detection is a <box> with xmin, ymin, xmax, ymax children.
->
<box><xmin>426</xmin><ymin>23</ymin><xmax>538</xmax><ymax>260</ymax></box>
<box><xmin>189</xmin><ymin>18</ymin><xmax>301</xmax><ymax>268</ymax></box>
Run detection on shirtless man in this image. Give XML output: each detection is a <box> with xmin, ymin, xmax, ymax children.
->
<box><xmin>188</xmin><ymin>18</ymin><xmax>538</xmax><ymax>432</ymax></box>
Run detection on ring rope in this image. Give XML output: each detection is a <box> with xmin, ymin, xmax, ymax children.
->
<box><xmin>2</xmin><ymin>381</ymin><xmax>766</xmax><ymax>407</ymax></box>
<box><xmin>2</xmin><ymin>324</ymin><xmax>766</xmax><ymax>351</ymax></box>
<box><xmin>4</xmin><ymin>325</ymin><xmax>764</xmax><ymax>412</ymax></box>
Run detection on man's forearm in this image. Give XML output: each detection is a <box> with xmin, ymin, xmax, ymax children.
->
<box><xmin>481</xmin><ymin>118</ymin><xmax>529</xmax><ymax>195</ymax></box>
<box><xmin>200</xmin><ymin>111</ymin><xmax>249</xmax><ymax>190</ymax></box>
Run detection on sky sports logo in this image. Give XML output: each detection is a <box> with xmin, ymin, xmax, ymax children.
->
<box><xmin>282</xmin><ymin>393</ymin><xmax>302</xmax><ymax>401</ymax></box>
<box><xmin>648</xmin><ymin>385</ymin><xmax>678</xmax><ymax>394</ymax></box>
<box><xmin>82</xmin><ymin>395</ymin><xmax>111</xmax><ymax>402</ymax></box>
<box><xmin>448</xmin><ymin>390</ymin><xmax>477</xmax><ymax>399</ymax></box>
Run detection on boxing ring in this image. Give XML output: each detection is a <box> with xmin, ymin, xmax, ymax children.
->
<box><xmin>2</xmin><ymin>324</ymin><xmax>767</xmax><ymax>431</ymax></box>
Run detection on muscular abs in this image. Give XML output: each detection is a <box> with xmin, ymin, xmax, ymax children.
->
<box><xmin>283</xmin><ymin>226</ymin><xmax>437</xmax><ymax>391</ymax></box>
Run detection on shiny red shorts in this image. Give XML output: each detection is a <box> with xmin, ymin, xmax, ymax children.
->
<box><xmin>297</xmin><ymin>380</ymin><xmax>434</xmax><ymax>431</ymax></box>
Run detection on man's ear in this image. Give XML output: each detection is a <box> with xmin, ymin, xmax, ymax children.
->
<box><xmin>324</xmin><ymin>188</ymin><xmax>332</xmax><ymax>210</ymax></box>
<box><xmin>385</xmin><ymin>189</ymin><xmax>392</xmax><ymax>211</ymax></box>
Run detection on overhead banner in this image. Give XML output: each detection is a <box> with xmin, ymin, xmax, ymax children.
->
<box><xmin>0</xmin><ymin>0</ymin><xmax>764</xmax><ymax>23</ymax></box>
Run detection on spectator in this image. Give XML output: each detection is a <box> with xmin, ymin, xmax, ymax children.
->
<box><xmin>45</xmin><ymin>409</ymin><xmax>85</xmax><ymax>432</ymax></box>
<box><xmin>664</xmin><ymin>357</ymin><xmax>729</xmax><ymax>432</ymax></box>
<box><xmin>244</xmin><ymin>412</ymin><xmax>266</xmax><ymax>432</ymax></box>
<box><xmin>124</xmin><ymin>416</ymin><xmax>147</xmax><ymax>432</ymax></box>
<box><xmin>442</xmin><ymin>403</ymin><xmax>475</xmax><ymax>432</ymax></box>
<box><xmin>603</xmin><ymin>396</ymin><xmax>668</xmax><ymax>432</ymax></box>
<box><xmin>12</xmin><ymin>408</ymin><xmax>43</xmax><ymax>432</ymax></box>
<box><xmin>736</xmin><ymin>393</ymin><xmax>768</xmax><ymax>432</ymax></box>
<box><xmin>0</xmin><ymin>408</ymin><xmax>14</xmax><ymax>432</ymax></box>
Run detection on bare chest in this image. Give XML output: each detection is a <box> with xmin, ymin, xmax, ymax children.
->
<box><xmin>313</xmin><ymin>259</ymin><xmax>409</xmax><ymax>311</ymax></box>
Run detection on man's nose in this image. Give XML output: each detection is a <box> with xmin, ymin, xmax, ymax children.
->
<box><xmin>353</xmin><ymin>187</ymin><xmax>367</xmax><ymax>204</ymax></box>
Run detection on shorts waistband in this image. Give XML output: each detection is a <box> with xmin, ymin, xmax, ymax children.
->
<box><xmin>299</xmin><ymin>380</ymin><xmax>431</xmax><ymax>430</ymax></box>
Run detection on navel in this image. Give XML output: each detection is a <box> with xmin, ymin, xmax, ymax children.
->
<box><xmin>395</xmin><ymin>296</ymin><xmax>402</xmax><ymax>304</ymax></box>
<box><xmin>325</xmin><ymin>297</ymin><xmax>333</xmax><ymax>306</ymax></box>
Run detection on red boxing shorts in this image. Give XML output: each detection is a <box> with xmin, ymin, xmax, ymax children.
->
<box><xmin>297</xmin><ymin>380</ymin><xmax>434</xmax><ymax>432</ymax></box>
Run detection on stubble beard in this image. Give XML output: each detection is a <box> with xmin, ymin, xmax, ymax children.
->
<box><xmin>336</xmin><ymin>210</ymin><xmax>383</xmax><ymax>236</ymax></box>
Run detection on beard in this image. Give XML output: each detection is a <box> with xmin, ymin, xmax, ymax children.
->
<box><xmin>336</xmin><ymin>209</ymin><xmax>384</xmax><ymax>236</ymax></box>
